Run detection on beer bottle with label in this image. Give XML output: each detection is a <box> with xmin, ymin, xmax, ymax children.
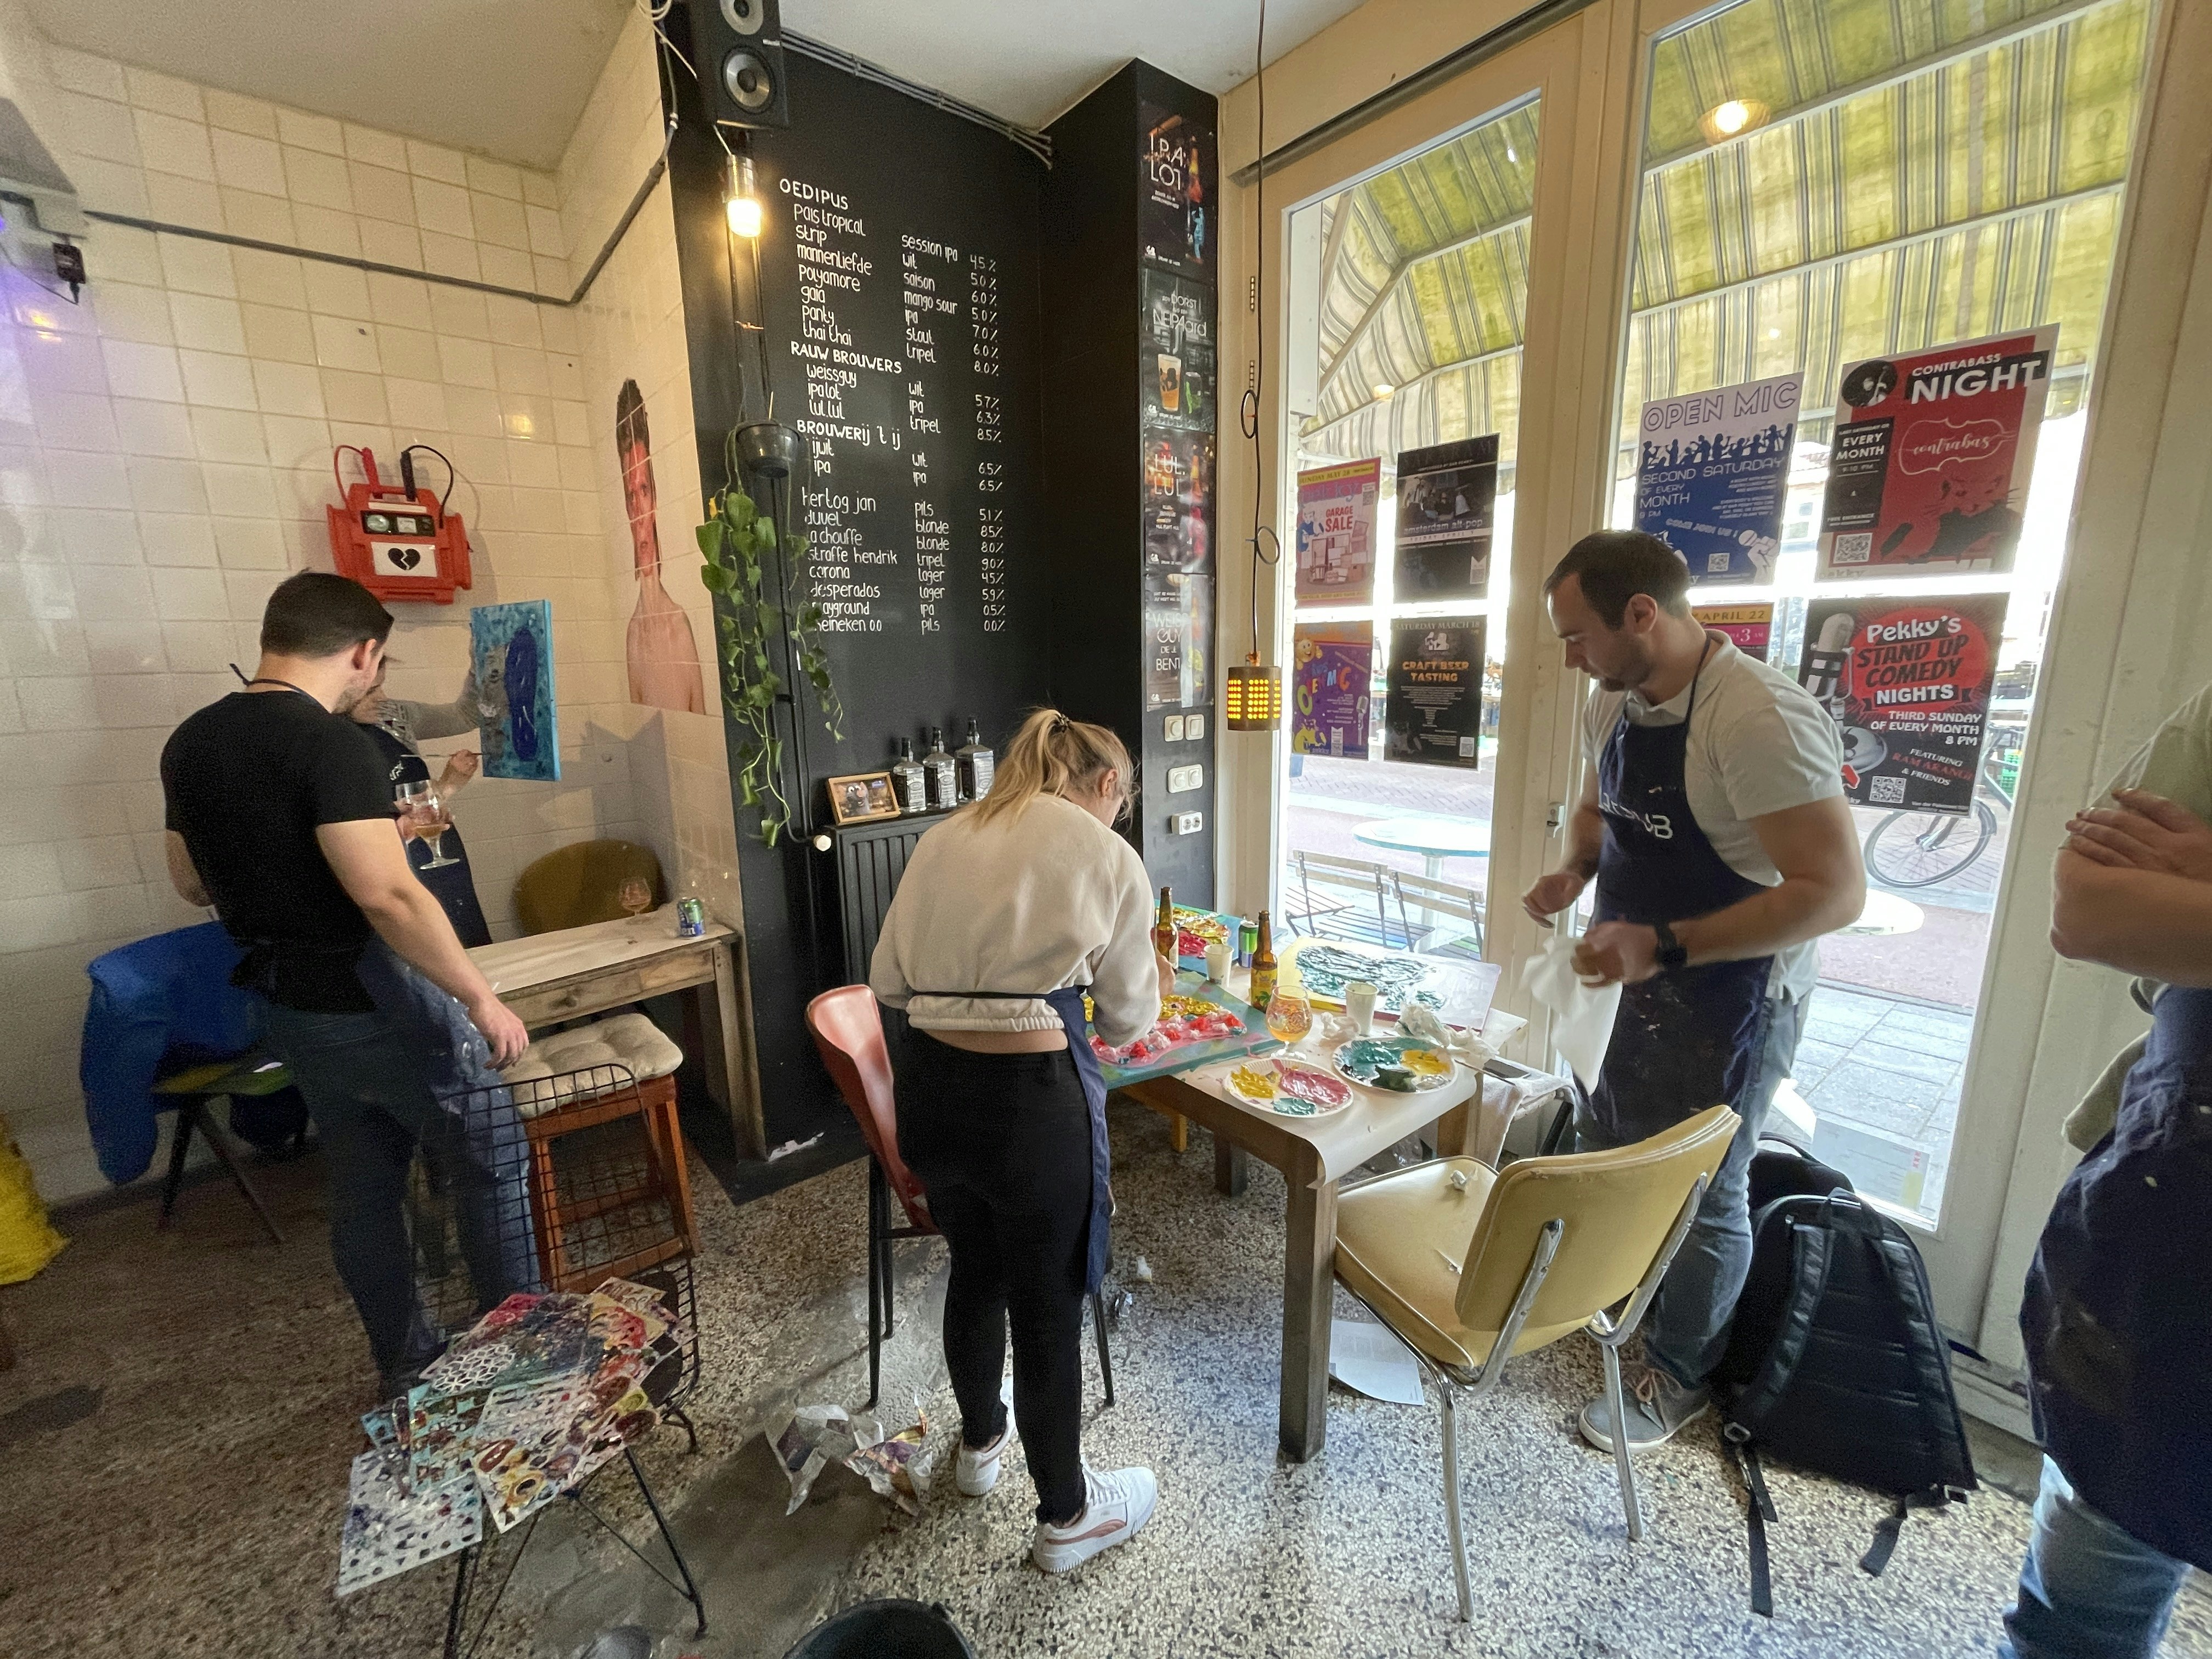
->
<box><xmin>1151</xmin><ymin>885</ymin><xmax>1177</xmax><ymax>964</ymax></box>
<box><xmin>1247</xmin><ymin>910</ymin><xmax>1277</xmax><ymax>1009</ymax></box>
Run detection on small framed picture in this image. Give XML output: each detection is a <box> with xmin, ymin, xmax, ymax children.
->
<box><xmin>827</xmin><ymin>771</ymin><xmax>901</xmax><ymax>826</ymax></box>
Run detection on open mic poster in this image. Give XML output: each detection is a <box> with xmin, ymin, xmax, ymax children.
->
<box><xmin>1393</xmin><ymin>435</ymin><xmax>1498</xmax><ymax>601</ymax></box>
<box><xmin>470</xmin><ymin>600</ymin><xmax>560</xmax><ymax>782</ymax></box>
<box><xmin>1384</xmin><ymin>617</ymin><xmax>1485</xmax><ymax>767</ymax></box>
<box><xmin>1291</xmin><ymin>622</ymin><xmax>1373</xmax><ymax>758</ymax></box>
<box><xmin>1633</xmin><ymin>372</ymin><xmax>1799</xmax><ymax>584</ymax></box>
<box><xmin>1294</xmin><ymin>459</ymin><xmax>1379</xmax><ymax>603</ymax></box>
<box><xmin>1817</xmin><ymin>326</ymin><xmax>2057</xmax><ymax>579</ymax></box>
<box><xmin>1795</xmin><ymin>594</ymin><xmax>2008</xmax><ymax>812</ymax></box>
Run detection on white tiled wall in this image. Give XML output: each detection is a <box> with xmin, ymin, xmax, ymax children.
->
<box><xmin>0</xmin><ymin>16</ymin><xmax>738</xmax><ymax>1203</ymax></box>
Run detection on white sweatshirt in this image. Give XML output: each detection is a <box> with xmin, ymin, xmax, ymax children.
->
<box><xmin>869</xmin><ymin>793</ymin><xmax>1163</xmax><ymax>1044</ymax></box>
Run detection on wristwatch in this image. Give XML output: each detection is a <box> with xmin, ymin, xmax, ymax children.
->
<box><xmin>1653</xmin><ymin>921</ymin><xmax>1689</xmax><ymax>973</ymax></box>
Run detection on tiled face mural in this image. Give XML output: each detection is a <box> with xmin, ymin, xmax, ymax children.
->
<box><xmin>617</xmin><ymin>379</ymin><xmax>707</xmax><ymax>716</ymax></box>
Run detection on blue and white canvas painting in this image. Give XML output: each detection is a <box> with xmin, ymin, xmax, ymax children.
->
<box><xmin>470</xmin><ymin>600</ymin><xmax>560</xmax><ymax>782</ymax></box>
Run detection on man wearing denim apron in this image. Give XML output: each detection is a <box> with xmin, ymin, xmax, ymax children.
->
<box><xmin>2000</xmin><ymin>685</ymin><xmax>2212</xmax><ymax>1657</ymax></box>
<box><xmin>1522</xmin><ymin>533</ymin><xmax>1865</xmax><ymax>1453</ymax></box>
<box><xmin>160</xmin><ymin>572</ymin><xmax>532</xmax><ymax>1398</ymax></box>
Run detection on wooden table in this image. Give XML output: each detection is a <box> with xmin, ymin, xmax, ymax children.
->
<box><xmin>1118</xmin><ymin>972</ymin><xmax>1561</xmax><ymax>1463</ymax></box>
<box><xmin>469</xmin><ymin>907</ymin><xmax>762</xmax><ymax>1159</ymax></box>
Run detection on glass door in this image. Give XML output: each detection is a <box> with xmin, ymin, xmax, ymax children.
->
<box><xmin>1605</xmin><ymin>0</ymin><xmax>2155</xmax><ymax>1260</ymax></box>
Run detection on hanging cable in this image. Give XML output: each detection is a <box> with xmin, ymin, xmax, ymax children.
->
<box><xmin>1228</xmin><ymin>0</ymin><xmax>1283</xmax><ymax>730</ymax></box>
<box><xmin>398</xmin><ymin>444</ymin><xmax>458</xmax><ymax>514</ymax></box>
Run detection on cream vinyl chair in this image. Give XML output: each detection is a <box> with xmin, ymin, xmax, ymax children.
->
<box><xmin>1333</xmin><ymin>1104</ymin><xmax>1739</xmax><ymax>1621</ymax></box>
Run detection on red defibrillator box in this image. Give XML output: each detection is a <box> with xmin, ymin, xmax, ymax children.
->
<box><xmin>325</xmin><ymin>447</ymin><xmax>472</xmax><ymax>604</ymax></box>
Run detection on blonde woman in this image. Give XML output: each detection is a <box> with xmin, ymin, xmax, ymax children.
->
<box><xmin>871</xmin><ymin>708</ymin><xmax>1170</xmax><ymax>1573</ymax></box>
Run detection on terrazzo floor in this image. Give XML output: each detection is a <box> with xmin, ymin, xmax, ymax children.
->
<box><xmin>3</xmin><ymin>1098</ymin><xmax>2207</xmax><ymax>1659</ymax></box>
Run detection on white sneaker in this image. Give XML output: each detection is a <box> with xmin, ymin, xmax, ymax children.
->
<box><xmin>955</xmin><ymin>1423</ymin><xmax>1015</xmax><ymax>1497</ymax></box>
<box><xmin>1030</xmin><ymin>1464</ymin><xmax>1158</xmax><ymax>1573</ymax></box>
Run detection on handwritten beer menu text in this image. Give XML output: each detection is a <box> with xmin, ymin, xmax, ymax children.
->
<box><xmin>782</xmin><ymin>171</ymin><xmax>1021</xmax><ymax>643</ymax></box>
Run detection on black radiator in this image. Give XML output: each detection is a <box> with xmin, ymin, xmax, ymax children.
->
<box><xmin>828</xmin><ymin>811</ymin><xmax>954</xmax><ymax>984</ymax></box>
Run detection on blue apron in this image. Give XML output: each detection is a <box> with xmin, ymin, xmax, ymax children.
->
<box><xmin>360</xmin><ymin>723</ymin><xmax>492</xmax><ymax>949</ymax></box>
<box><xmin>1587</xmin><ymin>646</ymin><xmax>1775</xmax><ymax>1142</ymax></box>
<box><xmin>909</xmin><ymin>985</ymin><xmax>1113</xmax><ymax>1293</ymax></box>
<box><xmin>2023</xmin><ymin>984</ymin><xmax>2212</xmax><ymax>1571</ymax></box>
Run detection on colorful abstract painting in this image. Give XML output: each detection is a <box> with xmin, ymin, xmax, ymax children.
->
<box><xmin>470</xmin><ymin>600</ymin><xmax>560</xmax><ymax>782</ymax></box>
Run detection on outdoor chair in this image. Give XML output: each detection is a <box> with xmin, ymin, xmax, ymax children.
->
<box><xmin>1332</xmin><ymin>1104</ymin><xmax>1739</xmax><ymax>1619</ymax></box>
<box><xmin>1390</xmin><ymin>869</ymin><xmax>1486</xmax><ymax>958</ymax></box>
<box><xmin>1285</xmin><ymin>850</ymin><xmax>1395</xmax><ymax>945</ymax></box>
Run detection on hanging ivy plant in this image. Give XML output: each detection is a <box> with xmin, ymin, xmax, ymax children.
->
<box><xmin>697</xmin><ymin>433</ymin><xmax>843</xmax><ymax>847</ymax></box>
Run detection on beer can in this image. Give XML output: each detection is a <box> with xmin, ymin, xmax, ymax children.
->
<box><xmin>676</xmin><ymin>896</ymin><xmax>707</xmax><ymax>937</ymax></box>
<box><xmin>1238</xmin><ymin>921</ymin><xmax>1259</xmax><ymax>966</ymax></box>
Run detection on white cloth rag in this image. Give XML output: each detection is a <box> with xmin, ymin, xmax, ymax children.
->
<box><xmin>1522</xmin><ymin>928</ymin><xmax>1621</xmax><ymax>1091</ymax></box>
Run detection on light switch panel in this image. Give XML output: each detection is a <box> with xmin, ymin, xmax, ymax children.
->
<box><xmin>1184</xmin><ymin>713</ymin><xmax>1205</xmax><ymax>742</ymax></box>
<box><xmin>1164</xmin><ymin>715</ymin><xmax>1186</xmax><ymax>741</ymax></box>
<box><xmin>1166</xmin><ymin>763</ymin><xmax>1203</xmax><ymax>793</ymax></box>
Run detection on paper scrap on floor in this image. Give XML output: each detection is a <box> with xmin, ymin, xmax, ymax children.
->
<box><xmin>1329</xmin><ymin>1314</ymin><xmax>1426</xmax><ymax>1406</ymax></box>
<box><xmin>1522</xmin><ymin>927</ymin><xmax>1620</xmax><ymax>1088</ymax></box>
<box><xmin>769</xmin><ymin>1401</ymin><xmax>932</xmax><ymax>1515</ymax></box>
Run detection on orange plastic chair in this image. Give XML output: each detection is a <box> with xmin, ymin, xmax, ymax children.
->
<box><xmin>805</xmin><ymin>984</ymin><xmax>1114</xmax><ymax>1410</ymax></box>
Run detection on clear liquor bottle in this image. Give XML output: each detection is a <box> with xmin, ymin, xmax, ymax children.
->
<box><xmin>955</xmin><ymin>718</ymin><xmax>995</xmax><ymax>800</ymax></box>
<box><xmin>922</xmin><ymin>726</ymin><xmax>958</xmax><ymax>811</ymax></box>
<box><xmin>890</xmin><ymin>737</ymin><xmax>927</xmax><ymax>815</ymax></box>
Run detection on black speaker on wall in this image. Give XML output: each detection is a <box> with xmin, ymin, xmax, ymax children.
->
<box><xmin>692</xmin><ymin>0</ymin><xmax>792</xmax><ymax>129</ymax></box>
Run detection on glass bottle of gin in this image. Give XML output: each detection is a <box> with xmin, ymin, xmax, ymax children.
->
<box><xmin>890</xmin><ymin>737</ymin><xmax>927</xmax><ymax>815</ymax></box>
<box><xmin>955</xmin><ymin>718</ymin><xmax>995</xmax><ymax>800</ymax></box>
<box><xmin>922</xmin><ymin>726</ymin><xmax>958</xmax><ymax>811</ymax></box>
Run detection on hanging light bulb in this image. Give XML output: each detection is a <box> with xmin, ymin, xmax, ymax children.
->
<box><xmin>725</xmin><ymin>153</ymin><xmax>763</xmax><ymax>238</ymax></box>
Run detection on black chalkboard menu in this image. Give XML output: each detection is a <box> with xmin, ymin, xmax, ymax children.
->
<box><xmin>743</xmin><ymin>52</ymin><xmax>1048</xmax><ymax>782</ymax></box>
<box><xmin>667</xmin><ymin>44</ymin><xmax>1051</xmax><ymax>1151</ymax></box>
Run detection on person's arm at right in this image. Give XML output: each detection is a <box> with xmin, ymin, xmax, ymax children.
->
<box><xmin>317</xmin><ymin>818</ymin><xmax>528</xmax><ymax>1063</ymax></box>
<box><xmin>399</xmin><ymin>668</ymin><xmax>484</xmax><ymax>743</ymax></box>
<box><xmin>1523</xmin><ymin>764</ymin><xmax>1602</xmax><ymax>923</ymax></box>
<box><xmin>2051</xmin><ymin>848</ymin><xmax>2212</xmax><ymax>986</ymax></box>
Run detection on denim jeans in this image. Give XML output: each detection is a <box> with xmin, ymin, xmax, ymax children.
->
<box><xmin>264</xmin><ymin>955</ymin><xmax>535</xmax><ymax>1381</ymax></box>
<box><xmin>1575</xmin><ymin>989</ymin><xmax>1807</xmax><ymax>1390</ymax></box>
<box><xmin>2001</xmin><ymin>1457</ymin><xmax>2192</xmax><ymax>1659</ymax></box>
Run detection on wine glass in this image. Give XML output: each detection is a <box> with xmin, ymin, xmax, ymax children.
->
<box><xmin>1265</xmin><ymin>990</ymin><xmax>1313</xmax><ymax>1051</ymax></box>
<box><xmin>397</xmin><ymin>781</ymin><xmax>460</xmax><ymax>869</ymax></box>
<box><xmin>618</xmin><ymin>877</ymin><xmax>652</xmax><ymax>921</ymax></box>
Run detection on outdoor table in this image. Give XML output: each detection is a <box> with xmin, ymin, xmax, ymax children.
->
<box><xmin>469</xmin><ymin>906</ymin><xmax>759</xmax><ymax>1158</ymax></box>
<box><xmin>1841</xmin><ymin>889</ymin><xmax>1925</xmax><ymax>937</ymax></box>
<box><xmin>1351</xmin><ymin>816</ymin><xmax>1492</xmax><ymax>880</ymax></box>
<box><xmin>1115</xmin><ymin>966</ymin><xmax>1553</xmax><ymax>1462</ymax></box>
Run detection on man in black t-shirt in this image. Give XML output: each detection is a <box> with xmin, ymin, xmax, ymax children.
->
<box><xmin>162</xmin><ymin>572</ymin><xmax>530</xmax><ymax>1395</ymax></box>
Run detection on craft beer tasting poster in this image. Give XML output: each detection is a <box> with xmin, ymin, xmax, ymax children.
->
<box><xmin>1794</xmin><ymin>594</ymin><xmax>2010</xmax><ymax>813</ymax></box>
<box><xmin>1295</xmin><ymin>459</ymin><xmax>1379</xmax><ymax>603</ymax></box>
<box><xmin>1634</xmin><ymin>371</ymin><xmax>1800</xmax><ymax>584</ymax></box>
<box><xmin>1816</xmin><ymin>326</ymin><xmax>2056</xmax><ymax>579</ymax></box>
<box><xmin>1384</xmin><ymin>618</ymin><xmax>1486</xmax><ymax>767</ymax></box>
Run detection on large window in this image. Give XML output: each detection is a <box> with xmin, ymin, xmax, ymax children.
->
<box><xmin>1276</xmin><ymin>97</ymin><xmax>1538</xmax><ymax>958</ymax></box>
<box><xmin>1609</xmin><ymin>0</ymin><xmax>2155</xmax><ymax>1222</ymax></box>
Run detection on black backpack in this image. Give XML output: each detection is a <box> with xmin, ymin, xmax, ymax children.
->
<box><xmin>1712</xmin><ymin>1143</ymin><xmax>1979</xmax><ymax>1616</ymax></box>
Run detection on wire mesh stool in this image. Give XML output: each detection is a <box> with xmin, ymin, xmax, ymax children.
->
<box><xmin>412</xmin><ymin>1064</ymin><xmax>708</xmax><ymax>1655</ymax></box>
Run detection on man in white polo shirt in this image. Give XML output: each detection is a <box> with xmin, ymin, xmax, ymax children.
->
<box><xmin>1522</xmin><ymin>531</ymin><xmax>1865</xmax><ymax>1454</ymax></box>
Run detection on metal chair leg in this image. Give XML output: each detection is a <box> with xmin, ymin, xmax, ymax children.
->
<box><xmin>1092</xmin><ymin>1291</ymin><xmax>1115</xmax><ymax>1409</ymax></box>
<box><xmin>157</xmin><ymin>1102</ymin><xmax>195</xmax><ymax>1228</ymax></box>
<box><xmin>1439</xmin><ymin>1381</ymin><xmax>1472</xmax><ymax>1622</ymax></box>
<box><xmin>865</xmin><ymin>1164</ymin><xmax>883</xmax><ymax>1409</ymax></box>
<box><xmin>1601</xmin><ymin>1342</ymin><xmax>1645</xmax><ymax>1541</ymax></box>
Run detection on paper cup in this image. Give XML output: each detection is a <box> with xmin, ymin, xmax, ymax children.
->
<box><xmin>1344</xmin><ymin>979</ymin><xmax>1378</xmax><ymax>1034</ymax></box>
<box><xmin>1204</xmin><ymin>940</ymin><xmax>1231</xmax><ymax>983</ymax></box>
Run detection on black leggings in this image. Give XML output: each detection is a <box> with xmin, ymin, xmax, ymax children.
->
<box><xmin>895</xmin><ymin>1031</ymin><xmax>1093</xmax><ymax>1525</ymax></box>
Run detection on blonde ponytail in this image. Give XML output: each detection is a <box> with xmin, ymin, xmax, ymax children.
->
<box><xmin>968</xmin><ymin>707</ymin><xmax>1133</xmax><ymax>828</ymax></box>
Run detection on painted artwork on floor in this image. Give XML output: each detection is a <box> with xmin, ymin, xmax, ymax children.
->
<box><xmin>470</xmin><ymin>600</ymin><xmax>560</xmax><ymax>782</ymax></box>
<box><xmin>617</xmin><ymin>379</ymin><xmax>708</xmax><ymax>715</ymax></box>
